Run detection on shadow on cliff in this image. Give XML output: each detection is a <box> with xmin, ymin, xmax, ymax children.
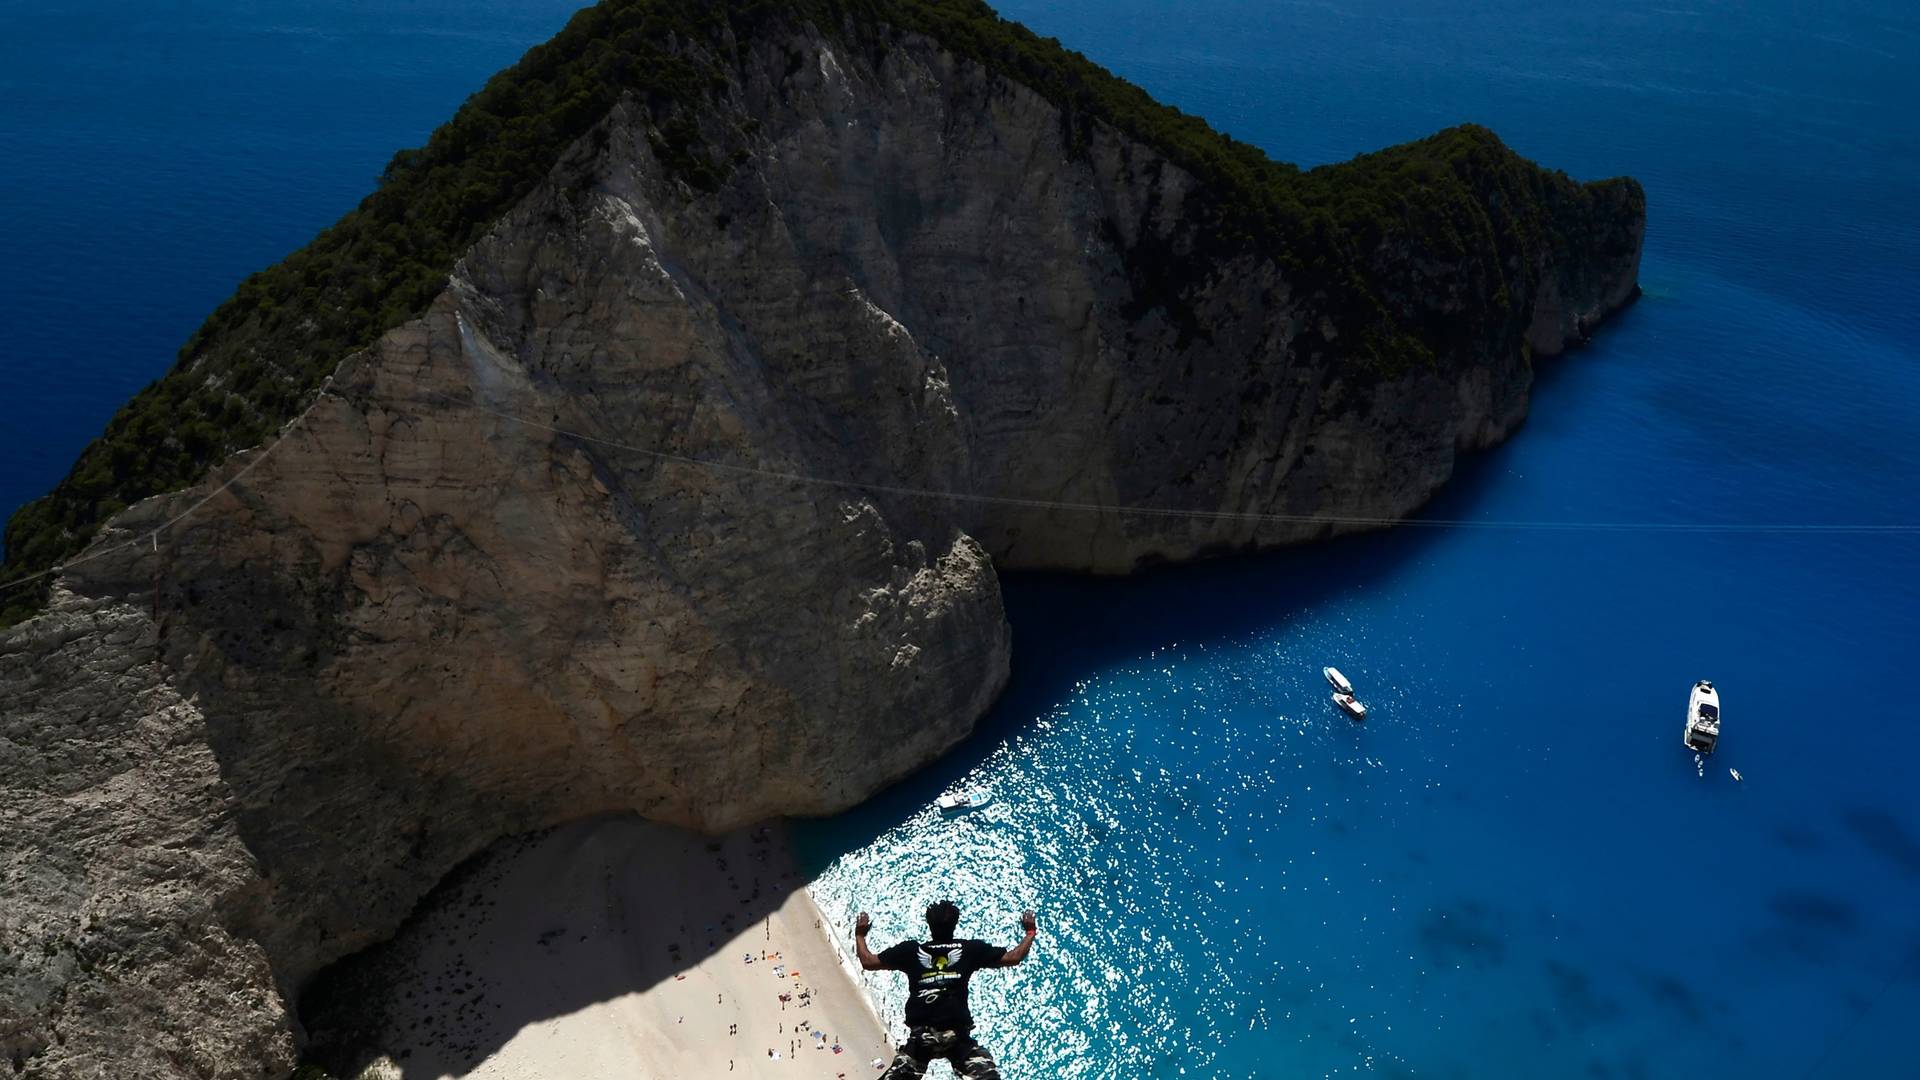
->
<box><xmin>794</xmin><ymin>344</ymin><xmax>1605</xmax><ymax>862</ymax></box>
<box><xmin>299</xmin><ymin>814</ymin><xmax>808</xmax><ymax>1078</ymax></box>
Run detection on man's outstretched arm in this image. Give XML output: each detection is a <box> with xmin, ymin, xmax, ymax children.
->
<box><xmin>854</xmin><ymin>911</ymin><xmax>886</xmax><ymax>971</ymax></box>
<box><xmin>999</xmin><ymin>911</ymin><xmax>1038</xmax><ymax>967</ymax></box>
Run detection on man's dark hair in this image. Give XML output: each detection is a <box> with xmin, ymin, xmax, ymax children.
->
<box><xmin>925</xmin><ymin>900</ymin><xmax>960</xmax><ymax>940</ymax></box>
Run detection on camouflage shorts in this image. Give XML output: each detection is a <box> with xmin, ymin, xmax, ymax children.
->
<box><xmin>879</xmin><ymin>1026</ymin><xmax>1002</xmax><ymax>1079</ymax></box>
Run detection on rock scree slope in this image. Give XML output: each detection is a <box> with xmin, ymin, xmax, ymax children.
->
<box><xmin>0</xmin><ymin>1</ymin><xmax>1642</xmax><ymax>1076</ymax></box>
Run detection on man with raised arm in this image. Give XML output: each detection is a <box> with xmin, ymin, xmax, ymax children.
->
<box><xmin>855</xmin><ymin>900</ymin><xmax>1037</xmax><ymax>1079</ymax></box>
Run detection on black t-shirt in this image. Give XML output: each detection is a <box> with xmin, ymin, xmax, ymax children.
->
<box><xmin>877</xmin><ymin>938</ymin><xmax>1004</xmax><ymax>1031</ymax></box>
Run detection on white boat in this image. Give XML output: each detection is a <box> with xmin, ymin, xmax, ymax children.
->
<box><xmin>936</xmin><ymin>791</ymin><xmax>991</xmax><ymax>814</ymax></box>
<box><xmin>1332</xmin><ymin>692</ymin><xmax>1368</xmax><ymax>721</ymax></box>
<box><xmin>1684</xmin><ymin>680</ymin><xmax>1720</xmax><ymax>754</ymax></box>
<box><xmin>1323</xmin><ymin>666</ymin><xmax>1354</xmax><ymax>695</ymax></box>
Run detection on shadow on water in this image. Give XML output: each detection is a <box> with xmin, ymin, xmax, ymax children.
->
<box><xmin>799</xmin><ymin>359</ymin><xmax>1575</xmax><ymax>860</ymax></box>
<box><xmin>802</xmin><ymin>529</ymin><xmax>1423</xmax><ymax>861</ymax></box>
<box><xmin>1414</xmin><ymin>898</ymin><xmax>1511</xmax><ymax>972</ymax></box>
<box><xmin>1838</xmin><ymin>805</ymin><xmax>1920</xmax><ymax>878</ymax></box>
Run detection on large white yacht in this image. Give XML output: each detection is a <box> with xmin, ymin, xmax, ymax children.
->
<box><xmin>1684</xmin><ymin>680</ymin><xmax>1720</xmax><ymax>754</ymax></box>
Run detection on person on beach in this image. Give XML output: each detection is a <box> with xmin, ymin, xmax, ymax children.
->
<box><xmin>855</xmin><ymin>901</ymin><xmax>1037</xmax><ymax>1079</ymax></box>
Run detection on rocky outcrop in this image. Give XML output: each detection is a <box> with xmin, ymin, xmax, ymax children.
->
<box><xmin>0</xmin><ymin>13</ymin><xmax>1641</xmax><ymax>1080</ymax></box>
<box><xmin>0</xmin><ymin>596</ymin><xmax>293</xmax><ymax>1078</ymax></box>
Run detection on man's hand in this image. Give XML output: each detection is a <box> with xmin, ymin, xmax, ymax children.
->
<box><xmin>999</xmin><ymin>911</ymin><xmax>1038</xmax><ymax>967</ymax></box>
<box><xmin>853</xmin><ymin>911</ymin><xmax>883</xmax><ymax>971</ymax></box>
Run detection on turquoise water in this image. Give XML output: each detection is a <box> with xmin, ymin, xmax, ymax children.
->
<box><xmin>6</xmin><ymin>1</ymin><xmax>1919</xmax><ymax>1077</ymax></box>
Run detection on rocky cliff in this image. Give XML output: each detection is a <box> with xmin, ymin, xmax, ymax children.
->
<box><xmin>0</xmin><ymin>3</ymin><xmax>1642</xmax><ymax>1076</ymax></box>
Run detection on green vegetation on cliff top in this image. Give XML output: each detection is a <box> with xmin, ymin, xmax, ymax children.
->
<box><xmin>0</xmin><ymin>0</ymin><xmax>1642</xmax><ymax>625</ymax></box>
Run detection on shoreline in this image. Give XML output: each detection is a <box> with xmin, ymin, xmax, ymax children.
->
<box><xmin>307</xmin><ymin>815</ymin><xmax>892</xmax><ymax>1079</ymax></box>
<box><xmin>796</xmin><ymin>886</ymin><xmax>895</xmax><ymax>1045</ymax></box>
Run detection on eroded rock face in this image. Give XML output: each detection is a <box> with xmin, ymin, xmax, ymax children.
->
<box><xmin>0</xmin><ymin>597</ymin><xmax>293</xmax><ymax>1078</ymax></box>
<box><xmin>0</xmin><ymin>24</ymin><xmax>1639</xmax><ymax>1080</ymax></box>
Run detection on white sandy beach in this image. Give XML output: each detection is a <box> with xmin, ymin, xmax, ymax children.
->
<box><xmin>338</xmin><ymin>816</ymin><xmax>894</xmax><ymax>1080</ymax></box>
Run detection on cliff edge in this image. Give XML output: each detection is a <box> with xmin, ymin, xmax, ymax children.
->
<box><xmin>0</xmin><ymin>2</ymin><xmax>1642</xmax><ymax>1076</ymax></box>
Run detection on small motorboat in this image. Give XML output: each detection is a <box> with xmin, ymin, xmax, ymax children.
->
<box><xmin>936</xmin><ymin>791</ymin><xmax>991</xmax><ymax>814</ymax></box>
<box><xmin>1729</xmin><ymin>768</ymin><xmax>1743</xmax><ymax>783</ymax></box>
<box><xmin>1323</xmin><ymin>666</ymin><xmax>1354</xmax><ymax>695</ymax></box>
<box><xmin>1332</xmin><ymin>692</ymin><xmax>1367</xmax><ymax>721</ymax></box>
<box><xmin>1684</xmin><ymin>680</ymin><xmax>1720</xmax><ymax>754</ymax></box>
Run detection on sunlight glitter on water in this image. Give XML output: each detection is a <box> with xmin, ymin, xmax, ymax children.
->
<box><xmin>807</xmin><ymin>630</ymin><xmax>1451</xmax><ymax>1077</ymax></box>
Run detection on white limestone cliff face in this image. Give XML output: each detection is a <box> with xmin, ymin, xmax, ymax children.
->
<box><xmin>0</xmin><ymin>24</ymin><xmax>1640</xmax><ymax>1080</ymax></box>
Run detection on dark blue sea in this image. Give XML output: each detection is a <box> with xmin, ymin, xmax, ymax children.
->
<box><xmin>6</xmin><ymin>1</ymin><xmax>1919</xmax><ymax>1077</ymax></box>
